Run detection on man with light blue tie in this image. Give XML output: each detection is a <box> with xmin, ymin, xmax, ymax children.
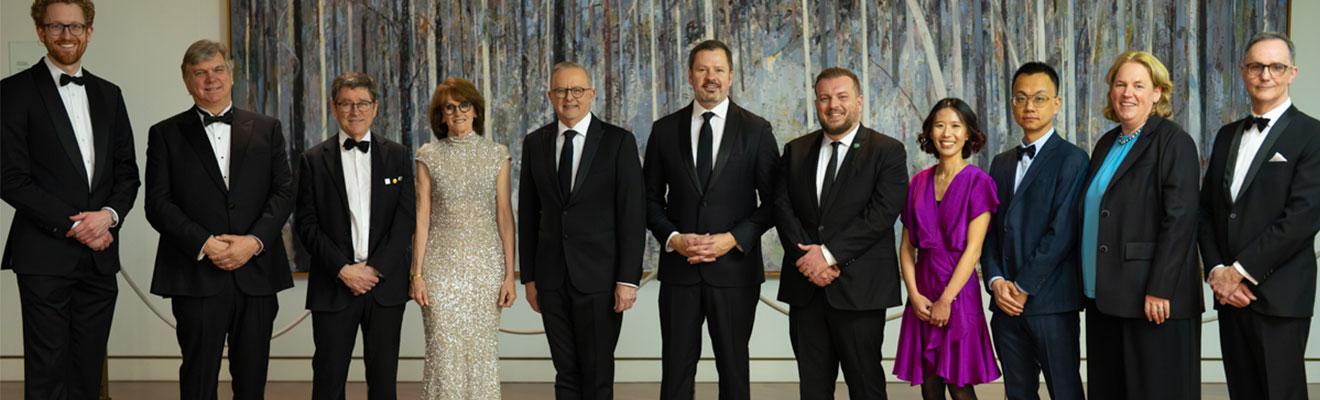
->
<box><xmin>981</xmin><ymin>62</ymin><xmax>1087</xmax><ymax>400</ymax></box>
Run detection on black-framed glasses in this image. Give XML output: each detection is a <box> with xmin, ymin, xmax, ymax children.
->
<box><xmin>41</xmin><ymin>23</ymin><xmax>88</xmax><ymax>36</ymax></box>
<box><xmin>335</xmin><ymin>101</ymin><xmax>375</xmax><ymax>112</ymax></box>
<box><xmin>1012</xmin><ymin>94</ymin><xmax>1055</xmax><ymax>108</ymax></box>
<box><xmin>442</xmin><ymin>102</ymin><xmax>473</xmax><ymax>114</ymax></box>
<box><xmin>1242</xmin><ymin>62</ymin><xmax>1293</xmax><ymax>77</ymax></box>
<box><xmin>550</xmin><ymin>87</ymin><xmax>592</xmax><ymax>99</ymax></box>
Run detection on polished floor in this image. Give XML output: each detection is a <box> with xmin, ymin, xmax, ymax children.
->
<box><xmin>5</xmin><ymin>381</ymin><xmax>1315</xmax><ymax>399</ymax></box>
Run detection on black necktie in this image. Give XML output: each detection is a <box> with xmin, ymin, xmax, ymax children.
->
<box><xmin>696</xmin><ymin>111</ymin><xmax>715</xmax><ymax>188</ymax></box>
<box><xmin>559</xmin><ymin>130</ymin><xmax>578</xmax><ymax>198</ymax></box>
<box><xmin>1250</xmin><ymin>116</ymin><xmax>1270</xmax><ymax>132</ymax></box>
<box><xmin>821</xmin><ymin>141</ymin><xmax>842</xmax><ymax>202</ymax></box>
<box><xmin>1017</xmin><ymin>144</ymin><xmax>1037</xmax><ymax>160</ymax></box>
<box><xmin>201</xmin><ymin>110</ymin><xmax>234</xmax><ymax>126</ymax></box>
<box><xmin>342</xmin><ymin>138</ymin><xmax>370</xmax><ymax>153</ymax></box>
<box><xmin>59</xmin><ymin>74</ymin><xmax>84</xmax><ymax>86</ymax></box>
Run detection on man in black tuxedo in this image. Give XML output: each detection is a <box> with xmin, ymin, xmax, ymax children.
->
<box><xmin>981</xmin><ymin>62</ymin><xmax>1087</xmax><ymax>400</ymax></box>
<box><xmin>296</xmin><ymin>72</ymin><xmax>415</xmax><ymax>400</ymax></box>
<box><xmin>1</xmin><ymin>1</ymin><xmax>140</xmax><ymax>398</ymax></box>
<box><xmin>1200</xmin><ymin>32</ymin><xmax>1320</xmax><ymax>400</ymax></box>
<box><xmin>643</xmin><ymin>39</ymin><xmax>778</xmax><ymax>400</ymax></box>
<box><xmin>145</xmin><ymin>39</ymin><xmax>294</xmax><ymax>400</ymax></box>
<box><xmin>774</xmin><ymin>67</ymin><xmax>908</xmax><ymax>400</ymax></box>
<box><xmin>519</xmin><ymin>61</ymin><xmax>646</xmax><ymax>399</ymax></box>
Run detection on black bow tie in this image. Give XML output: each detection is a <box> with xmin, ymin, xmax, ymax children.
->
<box><xmin>59</xmin><ymin>74</ymin><xmax>84</xmax><ymax>86</ymax></box>
<box><xmin>1017</xmin><ymin>145</ymin><xmax>1037</xmax><ymax>160</ymax></box>
<box><xmin>200</xmin><ymin>110</ymin><xmax>234</xmax><ymax>126</ymax></box>
<box><xmin>343</xmin><ymin>138</ymin><xmax>370</xmax><ymax>153</ymax></box>
<box><xmin>1249</xmin><ymin>116</ymin><xmax>1270</xmax><ymax>132</ymax></box>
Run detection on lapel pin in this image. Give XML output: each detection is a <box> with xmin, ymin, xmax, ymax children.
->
<box><xmin>852</xmin><ymin>143</ymin><xmax>861</xmax><ymax>149</ymax></box>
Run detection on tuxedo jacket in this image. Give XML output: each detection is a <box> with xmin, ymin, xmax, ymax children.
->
<box><xmin>518</xmin><ymin>115</ymin><xmax>646</xmax><ymax>293</ymax></box>
<box><xmin>1</xmin><ymin>62</ymin><xmax>141</xmax><ymax>276</ymax></box>
<box><xmin>1199</xmin><ymin>106</ymin><xmax>1320</xmax><ymax>318</ymax></box>
<box><xmin>145</xmin><ymin>107</ymin><xmax>294</xmax><ymax>297</ymax></box>
<box><xmin>296</xmin><ymin>136</ymin><xmax>415</xmax><ymax>312</ymax></box>
<box><xmin>643</xmin><ymin>101</ymin><xmax>779</xmax><ymax>287</ymax></box>
<box><xmin>1083</xmin><ymin>116</ymin><xmax>1202</xmax><ymax>319</ymax></box>
<box><xmin>774</xmin><ymin>126</ymin><xmax>909</xmax><ymax>311</ymax></box>
<box><xmin>982</xmin><ymin>133</ymin><xmax>1089</xmax><ymax>315</ymax></box>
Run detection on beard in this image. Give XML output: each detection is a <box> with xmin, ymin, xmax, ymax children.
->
<box><xmin>45</xmin><ymin>40</ymin><xmax>86</xmax><ymax>66</ymax></box>
<box><xmin>822</xmin><ymin>115</ymin><xmax>857</xmax><ymax>137</ymax></box>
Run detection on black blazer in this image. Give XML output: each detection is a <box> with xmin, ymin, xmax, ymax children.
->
<box><xmin>518</xmin><ymin>115</ymin><xmax>646</xmax><ymax>293</ymax></box>
<box><xmin>296</xmin><ymin>136</ymin><xmax>415</xmax><ymax>312</ymax></box>
<box><xmin>643</xmin><ymin>101</ymin><xmax>779</xmax><ymax>287</ymax></box>
<box><xmin>145</xmin><ymin>107</ymin><xmax>294</xmax><ymax>297</ymax></box>
<box><xmin>1</xmin><ymin>61</ymin><xmax>141</xmax><ymax>276</ymax></box>
<box><xmin>1083</xmin><ymin>116</ymin><xmax>1202</xmax><ymax>319</ymax></box>
<box><xmin>982</xmin><ymin>133</ymin><xmax>1089</xmax><ymax>315</ymax></box>
<box><xmin>1199</xmin><ymin>106</ymin><xmax>1320</xmax><ymax>318</ymax></box>
<box><xmin>774</xmin><ymin>126</ymin><xmax>908</xmax><ymax>311</ymax></box>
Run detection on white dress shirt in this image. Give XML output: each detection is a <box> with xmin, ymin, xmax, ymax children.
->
<box><xmin>198</xmin><ymin>104</ymin><xmax>234</xmax><ymax>189</ymax></box>
<box><xmin>1210</xmin><ymin>98</ymin><xmax>1292</xmax><ymax>286</ymax></box>
<box><xmin>554</xmin><ymin>114</ymin><xmax>635</xmax><ymax>288</ymax></box>
<box><xmin>815</xmin><ymin>123</ymin><xmax>860</xmax><ymax>266</ymax></box>
<box><xmin>664</xmin><ymin>99</ymin><xmax>732</xmax><ymax>252</ymax></box>
<box><xmin>340</xmin><ymin>131</ymin><xmax>373</xmax><ymax>263</ymax></box>
<box><xmin>1014</xmin><ymin>129</ymin><xmax>1055</xmax><ymax>192</ymax></box>
<box><xmin>45</xmin><ymin>58</ymin><xmax>119</xmax><ymax>228</ymax></box>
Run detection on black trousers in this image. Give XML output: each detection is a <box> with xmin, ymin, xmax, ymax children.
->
<box><xmin>1085</xmin><ymin>306</ymin><xmax>1200</xmax><ymax>400</ymax></box>
<box><xmin>788</xmin><ymin>292</ymin><xmax>888</xmax><ymax>400</ymax></box>
<box><xmin>658</xmin><ymin>283</ymin><xmax>759</xmax><ymax>400</ymax></box>
<box><xmin>311</xmin><ymin>291</ymin><xmax>406</xmax><ymax>400</ymax></box>
<box><xmin>16</xmin><ymin>256</ymin><xmax>117</xmax><ymax>400</ymax></box>
<box><xmin>539</xmin><ymin>282</ymin><xmax>622</xmax><ymax>400</ymax></box>
<box><xmin>1218</xmin><ymin>306</ymin><xmax>1310</xmax><ymax>400</ymax></box>
<box><xmin>989</xmin><ymin>311</ymin><xmax>1083</xmax><ymax>400</ymax></box>
<box><xmin>171</xmin><ymin>282</ymin><xmax>279</xmax><ymax>400</ymax></box>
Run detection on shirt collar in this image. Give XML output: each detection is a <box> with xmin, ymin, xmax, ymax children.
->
<box><xmin>557</xmin><ymin>113</ymin><xmax>593</xmax><ymax>138</ymax></box>
<box><xmin>821</xmin><ymin>123</ymin><xmax>861</xmax><ymax>149</ymax></box>
<box><xmin>1022</xmin><ymin>129</ymin><xmax>1055</xmax><ymax>149</ymax></box>
<box><xmin>1255</xmin><ymin>98</ymin><xmax>1292</xmax><ymax>122</ymax></box>
<box><xmin>692</xmin><ymin>98</ymin><xmax>730</xmax><ymax>121</ymax></box>
<box><xmin>338</xmin><ymin>130</ymin><xmax>373</xmax><ymax>146</ymax></box>
<box><xmin>44</xmin><ymin>56</ymin><xmax>83</xmax><ymax>85</ymax></box>
<box><xmin>197</xmin><ymin>103</ymin><xmax>234</xmax><ymax>117</ymax></box>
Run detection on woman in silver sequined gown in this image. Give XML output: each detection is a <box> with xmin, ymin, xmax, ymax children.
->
<box><xmin>409</xmin><ymin>77</ymin><xmax>517</xmax><ymax>400</ymax></box>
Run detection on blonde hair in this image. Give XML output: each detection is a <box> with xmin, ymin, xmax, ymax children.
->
<box><xmin>1102</xmin><ymin>51</ymin><xmax>1173</xmax><ymax>122</ymax></box>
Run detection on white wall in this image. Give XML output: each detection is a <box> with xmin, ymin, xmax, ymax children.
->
<box><xmin>2</xmin><ymin>0</ymin><xmax>1319</xmax><ymax>384</ymax></box>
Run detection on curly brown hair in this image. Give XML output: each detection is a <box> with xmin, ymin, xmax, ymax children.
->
<box><xmin>917</xmin><ymin>98</ymin><xmax>987</xmax><ymax>159</ymax></box>
<box><xmin>31</xmin><ymin>0</ymin><xmax>94</xmax><ymax>26</ymax></box>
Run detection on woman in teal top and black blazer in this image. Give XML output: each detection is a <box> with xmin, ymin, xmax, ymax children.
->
<box><xmin>1079</xmin><ymin>51</ymin><xmax>1204</xmax><ymax>400</ymax></box>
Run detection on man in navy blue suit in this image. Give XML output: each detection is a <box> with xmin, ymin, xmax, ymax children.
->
<box><xmin>980</xmin><ymin>62</ymin><xmax>1088</xmax><ymax>400</ymax></box>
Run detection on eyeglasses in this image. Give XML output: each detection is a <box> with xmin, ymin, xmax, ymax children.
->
<box><xmin>442</xmin><ymin>102</ymin><xmax>473</xmax><ymax>114</ymax></box>
<box><xmin>41</xmin><ymin>23</ymin><xmax>88</xmax><ymax>36</ymax></box>
<box><xmin>1242</xmin><ymin>62</ymin><xmax>1293</xmax><ymax>77</ymax></box>
<box><xmin>335</xmin><ymin>101</ymin><xmax>375</xmax><ymax>112</ymax></box>
<box><xmin>550</xmin><ymin>87</ymin><xmax>592</xmax><ymax>99</ymax></box>
<box><xmin>1012</xmin><ymin>94</ymin><xmax>1055</xmax><ymax>108</ymax></box>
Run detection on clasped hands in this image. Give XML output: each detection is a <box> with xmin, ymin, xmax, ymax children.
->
<box><xmin>669</xmin><ymin>232</ymin><xmax>738</xmax><ymax>264</ymax></box>
<box><xmin>338</xmin><ymin>262</ymin><xmax>381</xmax><ymax>296</ymax></box>
<box><xmin>202</xmin><ymin>235</ymin><xmax>262</xmax><ymax>271</ymax></box>
<box><xmin>1208</xmin><ymin>266</ymin><xmax>1256</xmax><ymax>309</ymax></box>
<box><xmin>991</xmin><ymin>280</ymin><xmax>1030</xmax><ymax>316</ymax></box>
<box><xmin>795</xmin><ymin>244</ymin><xmax>839</xmax><ymax>287</ymax></box>
<box><xmin>66</xmin><ymin>210</ymin><xmax>115</xmax><ymax>251</ymax></box>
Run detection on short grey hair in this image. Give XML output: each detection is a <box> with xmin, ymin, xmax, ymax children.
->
<box><xmin>180</xmin><ymin>39</ymin><xmax>232</xmax><ymax>75</ymax></box>
<box><xmin>550</xmin><ymin>61</ymin><xmax>592</xmax><ymax>87</ymax></box>
<box><xmin>1243</xmin><ymin>32</ymin><xmax>1295</xmax><ymax>64</ymax></box>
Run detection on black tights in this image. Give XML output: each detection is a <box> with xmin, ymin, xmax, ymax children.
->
<box><xmin>920</xmin><ymin>375</ymin><xmax>977</xmax><ymax>400</ymax></box>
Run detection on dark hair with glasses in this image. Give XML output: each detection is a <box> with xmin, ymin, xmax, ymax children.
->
<box><xmin>918</xmin><ymin>98</ymin><xmax>987</xmax><ymax>159</ymax></box>
<box><xmin>31</xmin><ymin>0</ymin><xmax>94</xmax><ymax>27</ymax></box>
<box><xmin>428</xmin><ymin>77</ymin><xmax>485</xmax><ymax>139</ymax></box>
<box><xmin>331</xmin><ymin>72</ymin><xmax>378</xmax><ymax>104</ymax></box>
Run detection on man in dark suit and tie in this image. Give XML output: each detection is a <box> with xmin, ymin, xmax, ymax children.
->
<box><xmin>1200</xmin><ymin>32</ymin><xmax>1320</xmax><ymax>400</ymax></box>
<box><xmin>981</xmin><ymin>62</ymin><xmax>1087</xmax><ymax>400</ymax></box>
<box><xmin>519</xmin><ymin>61</ymin><xmax>646</xmax><ymax>399</ymax></box>
<box><xmin>643</xmin><ymin>39</ymin><xmax>779</xmax><ymax>400</ymax></box>
<box><xmin>1</xmin><ymin>1</ymin><xmax>140</xmax><ymax>398</ymax></box>
<box><xmin>295</xmin><ymin>72</ymin><xmax>415</xmax><ymax>400</ymax></box>
<box><xmin>774</xmin><ymin>67</ymin><xmax>908</xmax><ymax>400</ymax></box>
<box><xmin>145</xmin><ymin>39</ymin><xmax>294</xmax><ymax>400</ymax></box>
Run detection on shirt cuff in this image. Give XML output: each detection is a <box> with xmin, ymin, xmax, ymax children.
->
<box><xmin>664</xmin><ymin>231</ymin><xmax>679</xmax><ymax>253</ymax></box>
<box><xmin>197</xmin><ymin>237</ymin><xmax>209</xmax><ymax>261</ymax></box>
<box><xmin>1232</xmin><ymin>261</ymin><xmax>1259</xmax><ymax>285</ymax></box>
<box><xmin>251</xmin><ymin>235</ymin><xmax>265</xmax><ymax>255</ymax></box>
<box><xmin>616</xmin><ymin>282</ymin><xmax>638</xmax><ymax>288</ymax></box>
<box><xmin>71</xmin><ymin>220</ymin><xmax>82</xmax><ymax>229</ymax></box>
<box><xmin>102</xmin><ymin>207</ymin><xmax>120</xmax><ymax>228</ymax></box>
<box><xmin>820</xmin><ymin>245</ymin><xmax>838</xmax><ymax>266</ymax></box>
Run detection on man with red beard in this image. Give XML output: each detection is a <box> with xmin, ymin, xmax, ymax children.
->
<box><xmin>1</xmin><ymin>1</ymin><xmax>141</xmax><ymax>398</ymax></box>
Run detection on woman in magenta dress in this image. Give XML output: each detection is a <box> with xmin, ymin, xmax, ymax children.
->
<box><xmin>894</xmin><ymin>98</ymin><xmax>1001</xmax><ymax>399</ymax></box>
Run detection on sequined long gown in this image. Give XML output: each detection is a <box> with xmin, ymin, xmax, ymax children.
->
<box><xmin>415</xmin><ymin>134</ymin><xmax>509</xmax><ymax>399</ymax></box>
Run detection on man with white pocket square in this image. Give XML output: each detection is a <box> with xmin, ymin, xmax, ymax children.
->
<box><xmin>1199</xmin><ymin>32</ymin><xmax>1320</xmax><ymax>400</ymax></box>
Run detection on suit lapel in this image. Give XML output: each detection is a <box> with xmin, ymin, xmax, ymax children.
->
<box><xmin>567</xmin><ymin>115</ymin><xmax>604</xmax><ymax>204</ymax></box>
<box><xmin>33</xmin><ymin>64</ymin><xmax>90</xmax><ymax>186</ymax></box>
<box><xmin>228</xmin><ymin>111</ymin><xmax>254</xmax><ymax>189</ymax></box>
<box><xmin>676</xmin><ymin>105</ymin><xmax>703</xmax><ymax>194</ymax></box>
<box><xmin>540</xmin><ymin>128</ymin><xmax>565</xmax><ymax>205</ymax></box>
<box><xmin>322</xmin><ymin>138</ymin><xmax>351</xmax><ymax>236</ymax></box>
<box><xmin>820</xmin><ymin>127</ymin><xmax>866</xmax><ymax>211</ymax></box>
<box><xmin>706</xmin><ymin>103</ymin><xmax>741</xmax><ymax>193</ymax></box>
<box><xmin>180</xmin><ymin>110</ymin><xmax>229</xmax><ymax>193</ymax></box>
<box><xmin>85</xmin><ymin>75</ymin><xmax>112</xmax><ymax>191</ymax></box>
<box><xmin>1221</xmin><ymin>118</ymin><xmax>1248</xmax><ymax>204</ymax></box>
<box><xmin>1237</xmin><ymin>106</ymin><xmax>1295</xmax><ymax>201</ymax></box>
<box><xmin>1103</xmin><ymin>118</ymin><xmax>1159</xmax><ymax>194</ymax></box>
<box><xmin>1011</xmin><ymin>134</ymin><xmax>1060</xmax><ymax>202</ymax></box>
<box><xmin>991</xmin><ymin>153</ymin><xmax>1016</xmax><ymax>213</ymax></box>
<box><xmin>367</xmin><ymin>140</ymin><xmax>388</xmax><ymax>253</ymax></box>
<box><xmin>804</xmin><ymin>132</ymin><xmax>824</xmax><ymax>216</ymax></box>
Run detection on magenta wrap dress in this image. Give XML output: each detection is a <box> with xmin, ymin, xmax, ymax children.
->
<box><xmin>893</xmin><ymin>165</ymin><xmax>1002</xmax><ymax>386</ymax></box>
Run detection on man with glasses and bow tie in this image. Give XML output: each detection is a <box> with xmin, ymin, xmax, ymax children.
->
<box><xmin>2</xmin><ymin>1</ymin><xmax>140</xmax><ymax>398</ymax></box>
<box><xmin>1200</xmin><ymin>32</ymin><xmax>1320</xmax><ymax>400</ymax></box>
<box><xmin>518</xmin><ymin>61</ymin><xmax>645</xmax><ymax>399</ymax></box>
<box><xmin>145</xmin><ymin>39</ymin><xmax>294</xmax><ymax>400</ymax></box>
<box><xmin>980</xmin><ymin>62</ymin><xmax>1088</xmax><ymax>400</ymax></box>
<box><xmin>295</xmin><ymin>72</ymin><xmax>414</xmax><ymax>400</ymax></box>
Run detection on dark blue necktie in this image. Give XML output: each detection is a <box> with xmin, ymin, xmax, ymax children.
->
<box><xmin>697</xmin><ymin>111</ymin><xmax>715</xmax><ymax>188</ymax></box>
<box><xmin>559</xmin><ymin>130</ymin><xmax>578</xmax><ymax>198</ymax></box>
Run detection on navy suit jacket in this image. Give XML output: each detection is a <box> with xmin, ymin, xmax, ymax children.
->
<box><xmin>981</xmin><ymin>133</ymin><xmax>1089</xmax><ymax>315</ymax></box>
